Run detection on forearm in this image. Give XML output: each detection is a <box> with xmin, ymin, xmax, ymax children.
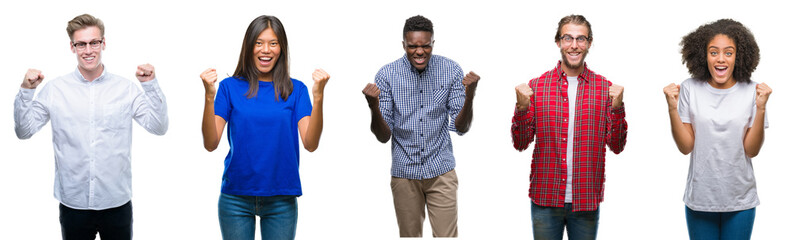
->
<box><xmin>606</xmin><ymin>106</ymin><xmax>628</xmax><ymax>154</ymax></box>
<box><xmin>668</xmin><ymin>108</ymin><xmax>694</xmax><ymax>155</ymax></box>
<box><xmin>137</xmin><ymin>79</ymin><xmax>169</xmax><ymax>135</ymax></box>
<box><xmin>454</xmin><ymin>94</ymin><xmax>474</xmax><ymax>133</ymax></box>
<box><xmin>743</xmin><ymin>108</ymin><xmax>766</xmax><ymax>158</ymax></box>
<box><xmin>201</xmin><ymin>94</ymin><xmax>220</xmax><ymax>152</ymax></box>
<box><xmin>303</xmin><ymin>97</ymin><xmax>324</xmax><ymax>152</ymax></box>
<box><xmin>14</xmin><ymin>88</ymin><xmax>46</xmax><ymax>139</ymax></box>
<box><xmin>368</xmin><ymin>102</ymin><xmax>391</xmax><ymax>143</ymax></box>
<box><xmin>511</xmin><ymin>106</ymin><xmax>534</xmax><ymax>151</ymax></box>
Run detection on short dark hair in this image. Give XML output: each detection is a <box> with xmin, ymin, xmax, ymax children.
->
<box><xmin>680</xmin><ymin>19</ymin><xmax>760</xmax><ymax>83</ymax></box>
<box><xmin>403</xmin><ymin>15</ymin><xmax>433</xmax><ymax>39</ymax></box>
<box><xmin>234</xmin><ymin>15</ymin><xmax>292</xmax><ymax>100</ymax></box>
<box><xmin>555</xmin><ymin>14</ymin><xmax>592</xmax><ymax>43</ymax></box>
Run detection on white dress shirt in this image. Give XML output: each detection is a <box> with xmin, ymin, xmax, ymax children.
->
<box><xmin>14</xmin><ymin>67</ymin><xmax>168</xmax><ymax>210</ymax></box>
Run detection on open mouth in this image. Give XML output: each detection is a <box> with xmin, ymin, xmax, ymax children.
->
<box><xmin>413</xmin><ymin>56</ymin><xmax>427</xmax><ymax>65</ymax></box>
<box><xmin>714</xmin><ymin>66</ymin><xmax>728</xmax><ymax>76</ymax></box>
<box><xmin>258</xmin><ymin>57</ymin><xmax>273</xmax><ymax>66</ymax></box>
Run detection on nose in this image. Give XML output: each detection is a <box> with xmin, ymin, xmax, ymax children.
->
<box><xmin>261</xmin><ymin>44</ymin><xmax>272</xmax><ymax>54</ymax></box>
<box><xmin>415</xmin><ymin>47</ymin><xmax>425</xmax><ymax>55</ymax></box>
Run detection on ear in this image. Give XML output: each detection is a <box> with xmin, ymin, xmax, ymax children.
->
<box><xmin>556</xmin><ymin>41</ymin><xmax>561</xmax><ymax>48</ymax></box>
<box><xmin>402</xmin><ymin>40</ymin><xmax>407</xmax><ymax>50</ymax></box>
<box><xmin>70</xmin><ymin>41</ymin><xmax>76</xmax><ymax>53</ymax></box>
<box><xmin>101</xmin><ymin>38</ymin><xmax>106</xmax><ymax>50</ymax></box>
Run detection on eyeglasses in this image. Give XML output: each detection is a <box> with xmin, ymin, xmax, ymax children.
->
<box><xmin>72</xmin><ymin>39</ymin><xmax>104</xmax><ymax>51</ymax></box>
<box><xmin>559</xmin><ymin>35</ymin><xmax>589</xmax><ymax>45</ymax></box>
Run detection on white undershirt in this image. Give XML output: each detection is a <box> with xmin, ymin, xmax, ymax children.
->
<box><xmin>565</xmin><ymin>76</ymin><xmax>578</xmax><ymax>203</ymax></box>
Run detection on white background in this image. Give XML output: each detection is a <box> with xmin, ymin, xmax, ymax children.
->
<box><xmin>1</xmin><ymin>0</ymin><xmax>789</xmax><ymax>239</ymax></box>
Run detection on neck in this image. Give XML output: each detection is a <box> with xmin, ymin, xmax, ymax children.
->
<box><xmin>258</xmin><ymin>72</ymin><xmax>274</xmax><ymax>82</ymax></box>
<box><xmin>561</xmin><ymin>64</ymin><xmax>583</xmax><ymax>77</ymax></box>
<box><xmin>79</xmin><ymin>64</ymin><xmax>104</xmax><ymax>82</ymax></box>
<box><xmin>708</xmin><ymin>78</ymin><xmax>737</xmax><ymax>89</ymax></box>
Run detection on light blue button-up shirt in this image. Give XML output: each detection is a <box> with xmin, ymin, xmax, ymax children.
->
<box><xmin>376</xmin><ymin>54</ymin><xmax>466</xmax><ymax>180</ymax></box>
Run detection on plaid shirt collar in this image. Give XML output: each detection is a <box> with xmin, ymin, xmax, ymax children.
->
<box><xmin>552</xmin><ymin>60</ymin><xmax>593</xmax><ymax>84</ymax></box>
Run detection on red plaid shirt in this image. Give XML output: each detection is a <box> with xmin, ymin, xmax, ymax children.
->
<box><xmin>512</xmin><ymin>62</ymin><xmax>627</xmax><ymax>212</ymax></box>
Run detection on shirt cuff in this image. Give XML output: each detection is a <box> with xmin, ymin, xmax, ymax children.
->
<box><xmin>140</xmin><ymin>78</ymin><xmax>161</xmax><ymax>92</ymax></box>
<box><xmin>610</xmin><ymin>104</ymin><xmax>625</xmax><ymax>119</ymax></box>
<box><xmin>18</xmin><ymin>88</ymin><xmax>36</xmax><ymax>101</ymax></box>
<box><xmin>514</xmin><ymin>105</ymin><xmax>529</xmax><ymax>118</ymax></box>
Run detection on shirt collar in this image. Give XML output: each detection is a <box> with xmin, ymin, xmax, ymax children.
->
<box><xmin>554</xmin><ymin>60</ymin><xmax>592</xmax><ymax>83</ymax></box>
<box><xmin>72</xmin><ymin>65</ymin><xmax>108</xmax><ymax>83</ymax></box>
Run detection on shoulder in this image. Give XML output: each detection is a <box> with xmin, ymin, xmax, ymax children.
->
<box><xmin>680</xmin><ymin>78</ymin><xmax>701</xmax><ymax>89</ymax></box>
<box><xmin>290</xmin><ymin>78</ymin><xmax>308</xmax><ymax>90</ymax></box>
<box><xmin>432</xmin><ymin>55</ymin><xmax>462</xmax><ymax>71</ymax></box>
<box><xmin>219</xmin><ymin>76</ymin><xmax>245</xmax><ymax>88</ymax></box>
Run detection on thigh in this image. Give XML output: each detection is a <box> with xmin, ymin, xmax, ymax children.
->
<box><xmin>721</xmin><ymin>208</ymin><xmax>755</xmax><ymax>240</ymax></box>
<box><xmin>218</xmin><ymin>193</ymin><xmax>256</xmax><ymax>240</ymax></box>
<box><xmin>391</xmin><ymin>176</ymin><xmax>426</xmax><ymax>237</ymax></box>
<box><xmin>59</xmin><ymin>204</ymin><xmax>98</xmax><ymax>240</ymax></box>
<box><xmin>531</xmin><ymin>202</ymin><xmax>565</xmax><ymax>240</ymax></box>
<box><xmin>685</xmin><ymin>206</ymin><xmax>720</xmax><ymax>240</ymax></box>
<box><xmin>258</xmin><ymin>195</ymin><xmax>298</xmax><ymax>240</ymax></box>
<box><xmin>425</xmin><ymin>169</ymin><xmax>458</xmax><ymax>237</ymax></box>
<box><xmin>96</xmin><ymin>201</ymin><xmax>133</xmax><ymax>240</ymax></box>
<box><xmin>565</xmin><ymin>205</ymin><xmax>599</xmax><ymax>240</ymax></box>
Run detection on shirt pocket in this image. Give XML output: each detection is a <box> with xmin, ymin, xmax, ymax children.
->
<box><xmin>103</xmin><ymin>103</ymin><xmax>131</xmax><ymax>129</ymax></box>
<box><xmin>432</xmin><ymin>85</ymin><xmax>450</xmax><ymax>106</ymax></box>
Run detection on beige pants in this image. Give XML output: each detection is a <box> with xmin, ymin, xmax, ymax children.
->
<box><xmin>391</xmin><ymin>169</ymin><xmax>458</xmax><ymax>237</ymax></box>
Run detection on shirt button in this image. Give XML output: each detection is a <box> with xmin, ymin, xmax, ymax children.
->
<box><xmin>420</xmin><ymin>105</ymin><xmax>423</xmax><ymax>108</ymax></box>
<box><xmin>420</xmin><ymin>134</ymin><xmax>424</xmax><ymax>137</ymax></box>
<box><xmin>562</xmin><ymin>158</ymin><xmax>566</xmax><ymax>161</ymax></box>
<box><xmin>563</xmin><ymin>98</ymin><xmax>568</xmax><ymax>102</ymax></box>
<box><xmin>562</xmin><ymin>138</ymin><xmax>566</xmax><ymax>141</ymax></box>
<box><xmin>419</xmin><ymin>119</ymin><xmax>423</xmax><ymax>122</ymax></box>
<box><xmin>420</xmin><ymin>90</ymin><xmax>423</xmax><ymax>93</ymax></box>
<box><xmin>421</xmin><ymin>148</ymin><xmax>424</xmax><ymax>151</ymax></box>
<box><xmin>564</xmin><ymin>118</ymin><xmax>568</xmax><ymax>122</ymax></box>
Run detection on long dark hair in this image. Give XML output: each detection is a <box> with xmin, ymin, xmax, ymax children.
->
<box><xmin>234</xmin><ymin>15</ymin><xmax>292</xmax><ymax>100</ymax></box>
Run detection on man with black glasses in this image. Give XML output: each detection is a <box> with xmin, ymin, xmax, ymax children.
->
<box><xmin>511</xmin><ymin>15</ymin><xmax>627</xmax><ymax>240</ymax></box>
<box><xmin>14</xmin><ymin>14</ymin><xmax>168</xmax><ymax>240</ymax></box>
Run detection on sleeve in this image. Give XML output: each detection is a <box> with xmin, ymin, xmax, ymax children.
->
<box><xmin>678</xmin><ymin>80</ymin><xmax>691</xmax><ymax>123</ymax></box>
<box><xmin>447</xmin><ymin>64</ymin><xmax>466</xmax><ymax>135</ymax></box>
<box><xmin>511</xmin><ymin>80</ymin><xmax>536</xmax><ymax>151</ymax></box>
<box><xmin>606</xmin><ymin>103</ymin><xmax>628</xmax><ymax>154</ymax></box>
<box><xmin>14</xmin><ymin>87</ymin><xmax>50</xmax><ymax>139</ymax></box>
<box><xmin>375</xmin><ymin>70</ymin><xmax>394</xmax><ymax>131</ymax></box>
<box><xmin>294</xmin><ymin>81</ymin><xmax>312</xmax><ymax>121</ymax></box>
<box><xmin>133</xmin><ymin>78</ymin><xmax>169</xmax><ymax>135</ymax></box>
<box><xmin>214</xmin><ymin>79</ymin><xmax>232</xmax><ymax>122</ymax></box>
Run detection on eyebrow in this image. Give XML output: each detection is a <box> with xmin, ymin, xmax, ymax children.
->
<box><xmin>708</xmin><ymin>46</ymin><xmax>736</xmax><ymax>49</ymax></box>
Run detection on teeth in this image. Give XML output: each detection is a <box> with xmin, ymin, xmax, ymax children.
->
<box><xmin>84</xmin><ymin>57</ymin><xmax>94</xmax><ymax>60</ymax></box>
<box><xmin>259</xmin><ymin>57</ymin><xmax>272</xmax><ymax>61</ymax></box>
<box><xmin>715</xmin><ymin>66</ymin><xmax>727</xmax><ymax>70</ymax></box>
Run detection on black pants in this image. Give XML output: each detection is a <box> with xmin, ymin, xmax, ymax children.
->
<box><xmin>59</xmin><ymin>201</ymin><xmax>132</xmax><ymax>240</ymax></box>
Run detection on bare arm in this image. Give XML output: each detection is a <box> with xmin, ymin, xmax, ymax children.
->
<box><xmin>454</xmin><ymin>71</ymin><xmax>479</xmax><ymax>133</ymax></box>
<box><xmin>663</xmin><ymin>83</ymin><xmax>694</xmax><ymax>155</ymax></box>
<box><xmin>297</xmin><ymin>69</ymin><xmax>330</xmax><ymax>152</ymax></box>
<box><xmin>200</xmin><ymin>68</ymin><xmax>226</xmax><ymax>152</ymax></box>
<box><xmin>743</xmin><ymin>83</ymin><xmax>772</xmax><ymax>158</ymax></box>
<box><xmin>362</xmin><ymin>83</ymin><xmax>391</xmax><ymax>143</ymax></box>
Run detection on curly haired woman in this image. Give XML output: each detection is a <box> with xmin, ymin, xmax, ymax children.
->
<box><xmin>663</xmin><ymin>19</ymin><xmax>772</xmax><ymax>240</ymax></box>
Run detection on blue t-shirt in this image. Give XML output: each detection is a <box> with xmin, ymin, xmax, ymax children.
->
<box><xmin>214</xmin><ymin>77</ymin><xmax>312</xmax><ymax>196</ymax></box>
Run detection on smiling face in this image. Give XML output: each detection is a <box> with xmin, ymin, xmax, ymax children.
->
<box><xmin>706</xmin><ymin>34</ymin><xmax>737</xmax><ymax>88</ymax></box>
<box><xmin>70</xmin><ymin>26</ymin><xmax>104</xmax><ymax>76</ymax></box>
<box><xmin>253</xmin><ymin>28</ymin><xmax>281</xmax><ymax>81</ymax></box>
<box><xmin>403</xmin><ymin>31</ymin><xmax>434</xmax><ymax>72</ymax></box>
<box><xmin>556</xmin><ymin>23</ymin><xmax>591</xmax><ymax>76</ymax></box>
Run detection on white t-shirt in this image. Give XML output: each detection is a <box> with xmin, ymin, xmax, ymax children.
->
<box><xmin>564</xmin><ymin>76</ymin><xmax>578</xmax><ymax>203</ymax></box>
<box><xmin>678</xmin><ymin>78</ymin><xmax>768</xmax><ymax>212</ymax></box>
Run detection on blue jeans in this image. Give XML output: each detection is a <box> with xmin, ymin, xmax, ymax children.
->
<box><xmin>531</xmin><ymin>202</ymin><xmax>599</xmax><ymax>240</ymax></box>
<box><xmin>686</xmin><ymin>206</ymin><xmax>755</xmax><ymax>240</ymax></box>
<box><xmin>218</xmin><ymin>193</ymin><xmax>298</xmax><ymax>240</ymax></box>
